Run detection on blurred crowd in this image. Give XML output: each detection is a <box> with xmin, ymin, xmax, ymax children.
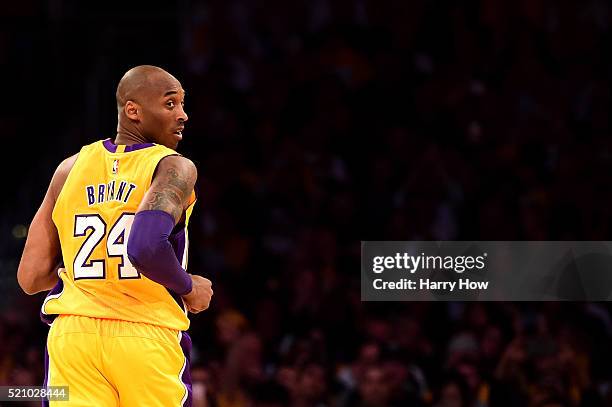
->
<box><xmin>3</xmin><ymin>302</ymin><xmax>612</xmax><ymax>406</ymax></box>
<box><xmin>2</xmin><ymin>0</ymin><xmax>612</xmax><ymax>406</ymax></box>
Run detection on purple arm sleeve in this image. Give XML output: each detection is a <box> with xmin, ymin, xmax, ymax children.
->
<box><xmin>127</xmin><ymin>210</ymin><xmax>193</xmax><ymax>295</ymax></box>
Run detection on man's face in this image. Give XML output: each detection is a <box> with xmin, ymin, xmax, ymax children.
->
<box><xmin>138</xmin><ymin>73</ymin><xmax>188</xmax><ymax>149</ymax></box>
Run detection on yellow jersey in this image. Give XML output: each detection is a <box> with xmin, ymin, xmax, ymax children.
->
<box><xmin>41</xmin><ymin>139</ymin><xmax>196</xmax><ymax>331</ymax></box>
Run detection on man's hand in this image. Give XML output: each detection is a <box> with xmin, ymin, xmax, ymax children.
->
<box><xmin>182</xmin><ymin>274</ymin><xmax>213</xmax><ymax>314</ymax></box>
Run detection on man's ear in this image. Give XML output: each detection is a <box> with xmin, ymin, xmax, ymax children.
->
<box><xmin>124</xmin><ymin>100</ymin><xmax>140</xmax><ymax>121</ymax></box>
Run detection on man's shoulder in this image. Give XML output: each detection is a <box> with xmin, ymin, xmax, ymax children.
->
<box><xmin>153</xmin><ymin>155</ymin><xmax>198</xmax><ymax>204</ymax></box>
<box><xmin>157</xmin><ymin>155</ymin><xmax>197</xmax><ymax>178</ymax></box>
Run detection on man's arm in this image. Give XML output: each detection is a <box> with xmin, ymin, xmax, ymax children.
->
<box><xmin>17</xmin><ymin>154</ymin><xmax>78</xmax><ymax>295</ymax></box>
<box><xmin>137</xmin><ymin>155</ymin><xmax>197</xmax><ymax>223</ymax></box>
<box><xmin>128</xmin><ymin>155</ymin><xmax>212</xmax><ymax>312</ymax></box>
<box><xmin>127</xmin><ymin>155</ymin><xmax>212</xmax><ymax>312</ymax></box>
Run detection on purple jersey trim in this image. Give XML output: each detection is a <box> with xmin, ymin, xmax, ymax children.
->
<box><xmin>103</xmin><ymin>139</ymin><xmax>117</xmax><ymax>152</ymax></box>
<box><xmin>180</xmin><ymin>332</ymin><xmax>193</xmax><ymax>407</ymax></box>
<box><xmin>42</xmin><ymin>345</ymin><xmax>49</xmax><ymax>407</ymax></box>
<box><xmin>170</xmin><ymin>228</ymin><xmax>187</xmax><ymax>265</ymax></box>
<box><xmin>103</xmin><ymin>139</ymin><xmax>156</xmax><ymax>153</ymax></box>
<box><xmin>40</xmin><ymin>279</ymin><xmax>64</xmax><ymax>325</ymax></box>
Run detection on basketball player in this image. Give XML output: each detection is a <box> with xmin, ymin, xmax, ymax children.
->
<box><xmin>17</xmin><ymin>65</ymin><xmax>213</xmax><ymax>406</ymax></box>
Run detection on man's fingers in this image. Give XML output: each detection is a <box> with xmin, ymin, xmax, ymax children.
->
<box><xmin>184</xmin><ymin>277</ymin><xmax>213</xmax><ymax>314</ymax></box>
<box><xmin>187</xmin><ymin>302</ymin><xmax>210</xmax><ymax>314</ymax></box>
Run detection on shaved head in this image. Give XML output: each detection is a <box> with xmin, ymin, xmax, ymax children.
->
<box><xmin>116</xmin><ymin>65</ymin><xmax>178</xmax><ymax>109</ymax></box>
<box><xmin>115</xmin><ymin>65</ymin><xmax>188</xmax><ymax>149</ymax></box>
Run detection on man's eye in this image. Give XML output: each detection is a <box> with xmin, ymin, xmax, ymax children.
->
<box><xmin>166</xmin><ymin>101</ymin><xmax>175</xmax><ymax>108</ymax></box>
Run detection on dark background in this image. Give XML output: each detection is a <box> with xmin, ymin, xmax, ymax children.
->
<box><xmin>2</xmin><ymin>1</ymin><xmax>612</xmax><ymax>406</ymax></box>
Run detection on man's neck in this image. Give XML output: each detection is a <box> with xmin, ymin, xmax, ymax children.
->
<box><xmin>114</xmin><ymin>129</ymin><xmax>149</xmax><ymax>146</ymax></box>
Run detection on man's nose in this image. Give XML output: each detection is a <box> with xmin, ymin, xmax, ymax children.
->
<box><xmin>178</xmin><ymin>106</ymin><xmax>188</xmax><ymax>122</ymax></box>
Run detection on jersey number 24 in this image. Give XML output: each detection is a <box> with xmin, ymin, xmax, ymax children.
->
<box><xmin>73</xmin><ymin>213</ymin><xmax>139</xmax><ymax>280</ymax></box>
